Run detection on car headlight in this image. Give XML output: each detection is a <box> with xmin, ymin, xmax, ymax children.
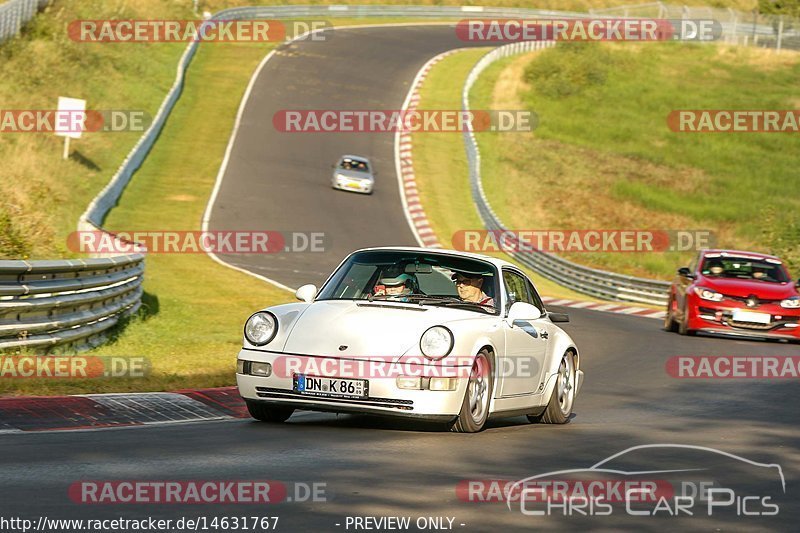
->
<box><xmin>694</xmin><ymin>287</ymin><xmax>724</xmax><ymax>302</ymax></box>
<box><xmin>780</xmin><ymin>297</ymin><xmax>800</xmax><ymax>309</ymax></box>
<box><xmin>420</xmin><ymin>326</ymin><xmax>453</xmax><ymax>360</ymax></box>
<box><xmin>244</xmin><ymin>311</ymin><xmax>278</xmax><ymax>346</ymax></box>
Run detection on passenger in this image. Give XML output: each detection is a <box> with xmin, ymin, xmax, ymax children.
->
<box><xmin>752</xmin><ymin>266</ymin><xmax>768</xmax><ymax>280</ymax></box>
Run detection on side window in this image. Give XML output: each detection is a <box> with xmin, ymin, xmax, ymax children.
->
<box><xmin>524</xmin><ymin>278</ymin><xmax>545</xmax><ymax>313</ymax></box>
<box><xmin>503</xmin><ymin>270</ymin><xmax>532</xmax><ymax>311</ymax></box>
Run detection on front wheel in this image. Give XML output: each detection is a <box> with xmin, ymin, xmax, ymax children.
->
<box><xmin>678</xmin><ymin>304</ymin><xmax>696</xmax><ymax>336</ymax></box>
<box><xmin>451</xmin><ymin>350</ymin><xmax>493</xmax><ymax>433</ymax></box>
<box><xmin>664</xmin><ymin>296</ymin><xmax>678</xmax><ymax>332</ymax></box>
<box><xmin>528</xmin><ymin>351</ymin><xmax>576</xmax><ymax>424</ymax></box>
<box><xmin>246</xmin><ymin>400</ymin><xmax>295</xmax><ymax>423</ymax></box>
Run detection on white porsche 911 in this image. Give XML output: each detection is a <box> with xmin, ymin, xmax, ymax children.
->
<box><xmin>237</xmin><ymin>247</ymin><xmax>583</xmax><ymax>432</ymax></box>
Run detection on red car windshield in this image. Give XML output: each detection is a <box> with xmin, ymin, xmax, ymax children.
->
<box><xmin>700</xmin><ymin>257</ymin><xmax>790</xmax><ymax>283</ymax></box>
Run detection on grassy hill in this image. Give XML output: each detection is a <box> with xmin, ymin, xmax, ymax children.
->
<box><xmin>470</xmin><ymin>42</ymin><xmax>800</xmax><ymax>278</ymax></box>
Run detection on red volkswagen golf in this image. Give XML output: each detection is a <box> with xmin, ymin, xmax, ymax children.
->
<box><xmin>665</xmin><ymin>250</ymin><xmax>800</xmax><ymax>342</ymax></box>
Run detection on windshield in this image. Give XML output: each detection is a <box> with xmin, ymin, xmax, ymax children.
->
<box><xmin>317</xmin><ymin>250</ymin><xmax>499</xmax><ymax>314</ymax></box>
<box><xmin>338</xmin><ymin>158</ymin><xmax>370</xmax><ymax>173</ymax></box>
<box><xmin>701</xmin><ymin>256</ymin><xmax>790</xmax><ymax>283</ymax></box>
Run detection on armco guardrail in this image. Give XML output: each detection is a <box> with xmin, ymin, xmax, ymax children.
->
<box><xmin>461</xmin><ymin>41</ymin><xmax>671</xmax><ymax>306</ymax></box>
<box><xmin>0</xmin><ymin>0</ymin><xmax>46</xmax><ymax>44</ymax></box>
<box><xmin>0</xmin><ymin>254</ymin><xmax>143</xmax><ymax>352</ymax></box>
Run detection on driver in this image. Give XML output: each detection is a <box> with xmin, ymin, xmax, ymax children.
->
<box><xmin>451</xmin><ymin>271</ymin><xmax>494</xmax><ymax>308</ymax></box>
<box><xmin>706</xmin><ymin>260</ymin><xmax>724</xmax><ymax>276</ymax></box>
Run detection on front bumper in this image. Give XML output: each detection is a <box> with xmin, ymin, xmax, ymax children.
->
<box><xmin>237</xmin><ymin>349</ymin><xmax>469</xmax><ymax>420</ymax></box>
<box><xmin>332</xmin><ymin>177</ymin><xmax>373</xmax><ymax>194</ymax></box>
<box><xmin>688</xmin><ymin>300</ymin><xmax>800</xmax><ymax>341</ymax></box>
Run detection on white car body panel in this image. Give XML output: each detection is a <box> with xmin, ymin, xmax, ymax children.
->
<box><xmin>237</xmin><ymin>246</ymin><xmax>584</xmax><ymax>423</ymax></box>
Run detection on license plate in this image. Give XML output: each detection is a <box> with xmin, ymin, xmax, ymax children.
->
<box><xmin>346</xmin><ymin>181</ymin><xmax>361</xmax><ymax>190</ymax></box>
<box><xmin>732</xmin><ymin>309</ymin><xmax>771</xmax><ymax>324</ymax></box>
<box><xmin>294</xmin><ymin>374</ymin><xmax>368</xmax><ymax>399</ymax></box>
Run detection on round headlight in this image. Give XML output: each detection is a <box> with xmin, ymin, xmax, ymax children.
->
<box><xmin>244</xmin><ymin>312</ymin><xmax>278</xmax><ymax>346</ymax></box>
<box><xmin>420</xmin><ymin>326</ymin><xmax>454</xmax><ymax>360</ymax></box>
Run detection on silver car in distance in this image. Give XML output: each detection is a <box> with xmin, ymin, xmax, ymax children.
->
<box><xmin>237</xmin><ymin>247</ymin><xmax>584</xmax><ymax>432</ymax></box>
<box><xmin>331</xmin><ymin>155</ymin><xmax>374</xmax><ymax>194</ymax></box>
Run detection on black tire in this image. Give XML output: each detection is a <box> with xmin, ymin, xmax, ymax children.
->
<box><xmin>664</xmin><ymin>297</ymin><xmax>679</xmax><ymax>333</ymax></box>
<box><xmin>528</xmin><ymin>351</ymin><xmax>576</xmax><ymax>425</ymax></box>
<box><xmin>451</xmin><ymin>350</ymin><xmax>493</xmax><ymax>433</ymax></box>
<box><xmin>246</xmin><ymin>401</ymin><xmax>295</xmax><ymax>423</ymax></box>
<box><xmin>677</xmin><ymin>305</ymin><xmax>696</xmax><ymax>336</ymax></box>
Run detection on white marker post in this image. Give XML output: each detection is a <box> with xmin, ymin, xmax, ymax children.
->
<box><xmin>55</xmin><ymin>96</ymin><xmax>87</xmax><ymax>160</ymax></box>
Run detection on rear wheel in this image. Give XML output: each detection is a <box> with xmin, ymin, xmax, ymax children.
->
<box><xmin>246</xmin><ymin>401</ymin><xmax>295</xmax><ymax>423</ymax></box>
<box><xmin>528</xmin><ymin>351</ymin><xmax>575</xmax><ymax>424</ymax></box>
<box><xmin>451</xmin><ymin>350</ymin><xmax>493</xmax><ymax>433</ymax></box>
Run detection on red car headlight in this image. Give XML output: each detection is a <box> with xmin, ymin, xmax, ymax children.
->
<box><xmin>693</xmin><ymin>287</ymin><xmax>724</xmax><ymax>302</ymax></box>
<box><xmin>780</xmin><ymin>297</ymin><xmax>800</xmax><ymax>309</ymax></box>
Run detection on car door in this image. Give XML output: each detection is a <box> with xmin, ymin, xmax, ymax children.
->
<box><xmin>498</xmin><ymin>269</ymin><xmax>549</xmax><ymax>397</ymax></box>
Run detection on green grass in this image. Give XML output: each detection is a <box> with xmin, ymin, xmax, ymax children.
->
<box><xmin>1</xmin><ymin>17</ymin><xmax>503</xmax><ymax>396</ymax></box>
<box><xmin>469</xmin><ymin>42</ymin><xmax>800</xmax><ymax>279</ymax></box>
<box><xmin>204</xmin><ymin>0</ymin><xmax>760</xmax><ymax>14</ymax></box>
<box><xmin>0</xmin><ymin>0</ymin><xmax>190</xmax><ymax>259</ymax></box>
<box><xmin>411</xmin><ymin>49</ymin><xmax>619</xmax><ymax>302</ymax></box>
<box><xmin>0</xmin><ymin>38</ymin><xmax>293</xmax><ymax>396</ymax></box>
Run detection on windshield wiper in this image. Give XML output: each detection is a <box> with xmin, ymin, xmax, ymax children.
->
<box><xmin>429</xmin><ymin>299</ymin><xmax>495</xmax><ymax>311</ymax></box>
<box><xmin>405</xmin><ymin>295</ymin><xmax>495</xmax><ymax>313</ymax></box>
<box><xmin>367</xmin><ymin>294</ymin><xmax>492</xmax><ymax>311</ymax></box>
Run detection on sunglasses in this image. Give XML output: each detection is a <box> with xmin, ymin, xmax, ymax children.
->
<box><xmin>453</xmin><ymin>277</ymin><xmax>477</xmax><ymax>285</ymax></box>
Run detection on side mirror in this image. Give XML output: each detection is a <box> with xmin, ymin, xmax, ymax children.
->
<box><xmin>677</xmin><ymin>267</ymin><xmax>695</xmax><ymax>279</ymax></box>
<box><xmin>295</xmin><ymin>284</ymin><xmax>317</xmax><ymax>302</ymax></box>
<box><xmin>548</xmin><ymin>312</ymin><xmax>570</xmax><ymax>323</ymax></box>
<box><xmin>507</xmin><ymin>301</ymin><xmax>542</xmax><ymax>322</ymax></box>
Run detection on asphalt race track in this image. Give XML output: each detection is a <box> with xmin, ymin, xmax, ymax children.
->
<box><xmin>1</xmin><ymin>306</ymin><xmax>797</xmax><ymax>531</ymax></box>
<box><xmin>3</xmin><ymin>25</ymin><xmax>798</xmax><ymax>532</ymax></box>
<box><xmin>208</xmin><ymin>25</ymin><xmax>486</xmax><ymax>289</ymax></box>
